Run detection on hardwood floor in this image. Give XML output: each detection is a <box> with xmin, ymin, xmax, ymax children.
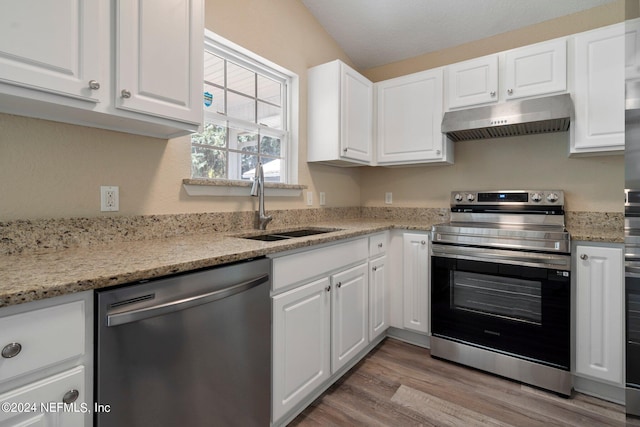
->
<box><xmin>289</xmin><ymin>338</ymin><xmax>640</xmax><ymax>426</ymax></box>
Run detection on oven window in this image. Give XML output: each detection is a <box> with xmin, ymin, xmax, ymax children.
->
<box><xmin>452</xmin><ymin>271</ymin><xmax>542</xmax><ymax>324</ymax></box>
<box><xmin>630</xmin><ymin>293</ymin><xmax>640</xmax><ymax>345</ymax></box>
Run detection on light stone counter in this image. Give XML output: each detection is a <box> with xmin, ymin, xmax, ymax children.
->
<box><xmin>0</xmin><ymin>208</ymin><xmax>622</xmax><ymax>308</ymax></box>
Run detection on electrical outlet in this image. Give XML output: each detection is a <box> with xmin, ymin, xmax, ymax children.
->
<box><xmin>306</xmin><ymin>191</ymin><xmax>313</xmax><ymax>206</ymax></box>
<box><xmin>101</xmin><ymin>186</ymin><xmax>119</xmax><ymax>212</ymax></box>
<box><xmin>385</xmin><ymin>192</ymin><xmax>393</xmax><ymax>204</ymax></box>
<box><xmin>319</xmin><ymin>192</ymin><xmax>326</xmax><ymax>206</ymax></box>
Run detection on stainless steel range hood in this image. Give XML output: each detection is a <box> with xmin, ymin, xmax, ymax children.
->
<box><xmin>441</xmin><ymin>93</ymin><xmax>573</xmax><ymax>142</ymax></box>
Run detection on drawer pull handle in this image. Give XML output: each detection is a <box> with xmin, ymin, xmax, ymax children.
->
<box><xmin>1</xmin><ymin>342</ymin><xmax>21</xmax><ymax>358</ymax></box>
<box><xmin>62</xmin><ymin>389</ymin><xmax>79</xmax><ymax>404</ymax></box>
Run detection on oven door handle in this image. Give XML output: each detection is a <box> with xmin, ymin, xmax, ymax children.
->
<box><xmin>431</xmin><ymin>244</ymin><xmax>571</xmax><ymax>270</ymax></box>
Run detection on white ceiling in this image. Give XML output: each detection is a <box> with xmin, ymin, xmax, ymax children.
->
<box><xmin>301</xmin><ymin>0</ymin><xmax>618</xmax><ymax>69</ymax></box>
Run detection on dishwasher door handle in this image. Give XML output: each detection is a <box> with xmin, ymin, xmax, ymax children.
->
<box><xmin>106</xmin><ymin>273</ymin><xmax>269</xmax><ymax>327</ymax></box>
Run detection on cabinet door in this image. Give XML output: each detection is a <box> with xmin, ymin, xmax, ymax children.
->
<box><xmin>446</xmin><ymin>55</ymin><xmax>498</xmax><ymax>109</ymax></box>
<box><xmin>504</xmin><ymin>38</ymin><xmax>567</xmax><ymax>100</ymax></box>
<box><xmin>272</xmin><ymin>277</ymin><xmax>331</xmax><ymax>422</ymax></box>
<box><xmin>0</xmin><ymin>0</ymin><xmax>101</xmax><ymax>102</ymax></box>
<box><xmin>575</xmin><ymin>245</ymin><xmax>624</xmax><ymax>384</ymax></box>
<box><xmin>331</xmin><ymin>263</ymin><xmax>369</xmax><ymax>372</ymax></box>
<box><xmin>116</xmin><ymin>0</ymin><xmax>203</xmax><ymax>124</ymax></box>
<box><xmin>0</xmin><ymin>366</ymin><xmax>86</xmax><ymax>427</ymax></box>
<box><xmin>403</xmin><ymin>234</ymin><xmax>429</xmax><ymax>333</ymax></box>
<box><xmin>626</xmin><ymin>19</ymin><xmax>640</xmax><ymax>80</ymax></box>
<box><xmin>376</xmin><ymin>68</ymin><xmax>446</xmax><ymax>164</ymax></box>
<box><xmin>369</xmin><ymin>256</ymin><xmax>388</xmax><ymax>341</ymax></box>
<box><xmin>572</xmin><ymin>24</ymin><xmax>625</xmax><ymax>153</ymax></box>
<box><xmin>341</xmin><ymin>63</ymin><xmax>373</xmax><ymax>163</ymax></box>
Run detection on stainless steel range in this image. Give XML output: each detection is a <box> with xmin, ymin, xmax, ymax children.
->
<box><xmin>430</xmin><ymin>190</ymin><xmax>572</xmax><ymax>396</ymax></box>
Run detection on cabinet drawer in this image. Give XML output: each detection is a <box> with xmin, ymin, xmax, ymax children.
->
<box><xmin>369</xmin><ymin>233</ymin><xmax>388</xmax><ymax>257</ymax></box>
<box><xmin>272</xmin><ymin>238</ymin><xmax>368</xmax><ymax>291</ymax></box>
<box><xmin>0</xmin><ymin>366</ymin><xmax>86</xmax><ymax>426</ymax></box>
<box><xmin>0</xmin><ymin>301</ymin><xmax>85</xmax><ymax>383</ymax></box>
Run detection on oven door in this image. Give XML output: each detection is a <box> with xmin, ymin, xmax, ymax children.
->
<box><xmin>627</xmin><ymin>267</ymin><xmax>640</xmax><ymax>415</ymax></box>
<box><xmin>431</xmin><ymin>244</ymin><xmax>571</xmax><ymax>370</ymax></box>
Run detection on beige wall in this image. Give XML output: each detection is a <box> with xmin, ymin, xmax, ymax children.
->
<box><xmin>360</xmin><ymin>133</ymin><xmax>623</xmax><ymax>212</ymax></box>
<box><xmin>0</xmin><ymin>1</ymin><xmax>628</xmax><ymax>221</ymax></box>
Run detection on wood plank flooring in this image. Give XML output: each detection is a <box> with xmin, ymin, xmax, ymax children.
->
<box><xmin>289</xmin><ymin>338</ymin><xmax>640</xmax><ymax>426</ymax></box>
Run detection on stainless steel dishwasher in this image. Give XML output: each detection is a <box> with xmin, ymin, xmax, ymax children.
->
<box><xmin>95</xmin><ymin>257</ymin><xmax>271</xmax><ymax>427</ymax></box>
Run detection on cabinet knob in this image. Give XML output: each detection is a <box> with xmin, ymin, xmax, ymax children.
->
<box><xmin>343</xmin><ymin>148</ymin><xmax>348</xmax><ymax>153</ymax></box>
<box><xmin>507</xmin><ymin>89</ymin><xmax>514</xmax><ymax>95</ymax></box>
<box><xmin>88</xmin><ymin>80</ymin><xmax>100</xmax><ymax>90</ymax></box>
<box><xmin>325</xmin><ymin>285</ymin><xmax>331</xmax><ymax>292</ymax></box>
<box><xmin>490</xmin><ymin>91</ymin><xmax>496</xmax><ymax>97</ymax></box>
<box><xmin>372</xmin><ymin>266</ymin><xmax>377</xmax><ymax>272</ymax></box>
<box><xmin>421</xmin><ymin>240</ymin><xmax>426</xmax><ymax>245</ymax></box>
<box><xmin>121</xmin><ymin>89</ymin><xmax>132</xmax><ymax>99</ymax></box>
<box><xmin>378</xmin><ymin>243</ymin><xmax>383</xmax><ymax>248</ymax></box>
<box><xmin>436</xmin><ymin>150</ymin><xmax>441</xmax><ymax>155</ymax></box>
<box><xmin>580</xmin><ymin>254</ymin><xmax>588</xmax><ymax>260</ymax></box>
<box><xmin>62</xmin><ymin>389</ymin><xmax>79</xmax><ymax>405</ymax></box>
<box><xmin>337</xmin><ymin>282</ymin><xmax>342</xmax><ymax>288</ymax></box>
<box><xmin>1</xmin><ymin>342</ymin><xmax>22</xmax><ymax>358</ymax></box>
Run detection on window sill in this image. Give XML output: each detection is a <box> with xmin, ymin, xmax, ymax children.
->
<box><xmin>182</xmin><ymin>178</ymin><xmax>306</xmax><ymax>197</ymax></box>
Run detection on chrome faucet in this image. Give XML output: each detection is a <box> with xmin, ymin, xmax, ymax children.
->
<box><xmin>250</xmin><ymin>162</ymin><xmax>272</xmax><ymax>230</ymax></box>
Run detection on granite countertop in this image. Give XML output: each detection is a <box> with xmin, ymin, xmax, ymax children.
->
<box><xmin>0</xmin><ymin>216</ymin><xmax>623</xmax><ymax>309</ymax></box>
<box><xmin>0</xmin><ymin>219</ymin><xmax>427</xmax><ymax>308</ymax></box>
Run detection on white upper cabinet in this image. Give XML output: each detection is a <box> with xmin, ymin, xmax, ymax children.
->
<box><xmin>504</xmin><ymin>38</ymin><xmax>567</xmax><ymax>100</ymax></box>
<box><xmin>571</xmin><ymin>23</ymin><xmax>625</xmax><ymax>155</ymax></box>
<box><xmin>116</xmin><ymin>0</ymin><xmax>203</xmax><ymax>125</ymax></box>
<box><xmin>446</xmin><ymin>55</ymin><xmax>498</xmax><ymax>109</ymax></box>
<box><xmin>0</xmin><ymin>0</ymin><xmax>102</xmax><ymax>103</ymax></box>
<box><xmin>375</xmin><ymin>68</ymin><xmax>453</xmax><ymax>165</ymax></box>
<box><xmin>0</xmin><ymin>0</ymin><xmax>204</xmax><ymax>138</ymax></box>
<box><xmin>307</xmin><ymin>60</ymin><xmax>373</xmax><ymax>166</ymax></box>
<box><xmin>626</xmin><ymin>19</ymin><xmax>640</xmax><ymax>81</ymax></box>
<box><xmin>445</xmin><ymin>38</ymin><xmax>567</xmax><ymax>110</ymax></box>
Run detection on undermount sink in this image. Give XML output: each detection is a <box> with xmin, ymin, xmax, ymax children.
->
<box><xmin>242</xmin><ymin>228</ymin><xmax>341</xmax><ymax>241</ymax></box>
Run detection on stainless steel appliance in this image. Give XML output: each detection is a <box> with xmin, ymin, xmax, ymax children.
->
<box><xmin>626</xmin><ymin>190</ymin><xmax>640</xmax><ymax>416</ymax></box>
<box><xmin>430</xmin><ymin>190</ymin><xmax>572</xmax><ymax>396</ymax></box>
<box><xmin>95</xmin><ymin>257</ymin><xmax>271</xmax><ymax>427</ymax></box>
<box><xmin>441</xmin><ymin>93</ymin><xmax>573</xmax><ymax>142</ymax></box>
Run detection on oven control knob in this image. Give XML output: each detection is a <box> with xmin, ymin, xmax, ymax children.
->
<box><xmin>547</xmin><ymin>193</ymin><xmax>559</xmax><ymax>203</ymax></box>
<box><xmin>531</xmin><ymin>193</ymin><xmax>542</xmax><ymax>202</ymax></box>
<box><xmin>466</xmin><ymin>194</ymin><xmax>475</xmax><ymax>202</ymax></box>
<box><xmin>454</xmin><ymin>193</ymin><xmax>463</xmax><ymax>202</ymax></box>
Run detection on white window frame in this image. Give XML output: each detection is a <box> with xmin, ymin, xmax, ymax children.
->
<box><xmin>196</xmin><ymin>30</ymin><xmax>299</xmax><ymax>185</ymax></box>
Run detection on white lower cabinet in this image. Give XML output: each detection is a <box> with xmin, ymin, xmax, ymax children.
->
<box><xmin>369</xmin><ymin>255</ymin><xmax>388</xmax><ymax>341</ymax></box>
<box><xmin>0</xmin><ymin>291</ymin><xmax>93</xmax><ymax>427</ymax></box>
<box><xmin>332</xmin><ymin>263</ymin><xmax>369</xmax><ymax>372</ymax></box>
<box><xmin>402</xmin><ymin>233</ymin><xmax>430</xmax><ymax>334</ymax></box>
<box><xmin>272</xmin><ymin>277</ymin><xmax>331</xmax><ymax>422</ymax></box>
<box><xmin>575</xmin><ymin>244</ymin><xmax>624</xmax><ymax>385</ymax></box>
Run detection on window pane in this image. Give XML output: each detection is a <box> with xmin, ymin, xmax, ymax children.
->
<box><xmin>258</xmin><ymin>75</ymin><xmax>281</xmax><ymax>105</ymax></box>
<box><xmin>191</xmin><ymin>146</ymin><xmax>226</xmax><ymax>179</ymax></box>
<box><xmin>229</xmin><ymin>125</ymin><xmax>258</xmax><ymax>151</ymax></box>
<box><xmin>258</xmin><ymin>102</ymin><xmax>282</xmax><ymax>129</ymax></box>
<box><xmin>240</xmin><ymin>153</ymin><xmax>259</xmax><ymax>181</ymax></box>
<box><xmin>260</xmin><ymin>134</ymin><xmax>281</xmax><ymax>157</ymax></box>
<box><xmin>204</xmin><ymin>52</ymin><xmax>224</xmax><ymax>86</ymax></box>
<box><xmin>261</xmin><ymin>157</ymin><xmax>282</xmax><ymax>182</ymax></box>
<box><xmin>192</xmin><ymin>122</ymin><xmax>227</xmax><ymax>148</ymax></box>
<box><xmin>227</xmin><ymin>92</ymin><xmax>256</xmax><ymax>122</ymax></box>
<box><xmin>203</xmin><ymin>82</ymin><xmax>225</xmax><ymax>114</ymax></box>
<box><xmin>227</xmin><ymin>61</ymin><xmax>255</xmax><ymax>96</ymax></box>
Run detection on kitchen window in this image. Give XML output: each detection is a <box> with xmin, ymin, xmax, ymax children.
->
<box><xmin>192</xmin><ymin>31</ymin><xmax>297</xmax><ymax>184</ymax></box>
